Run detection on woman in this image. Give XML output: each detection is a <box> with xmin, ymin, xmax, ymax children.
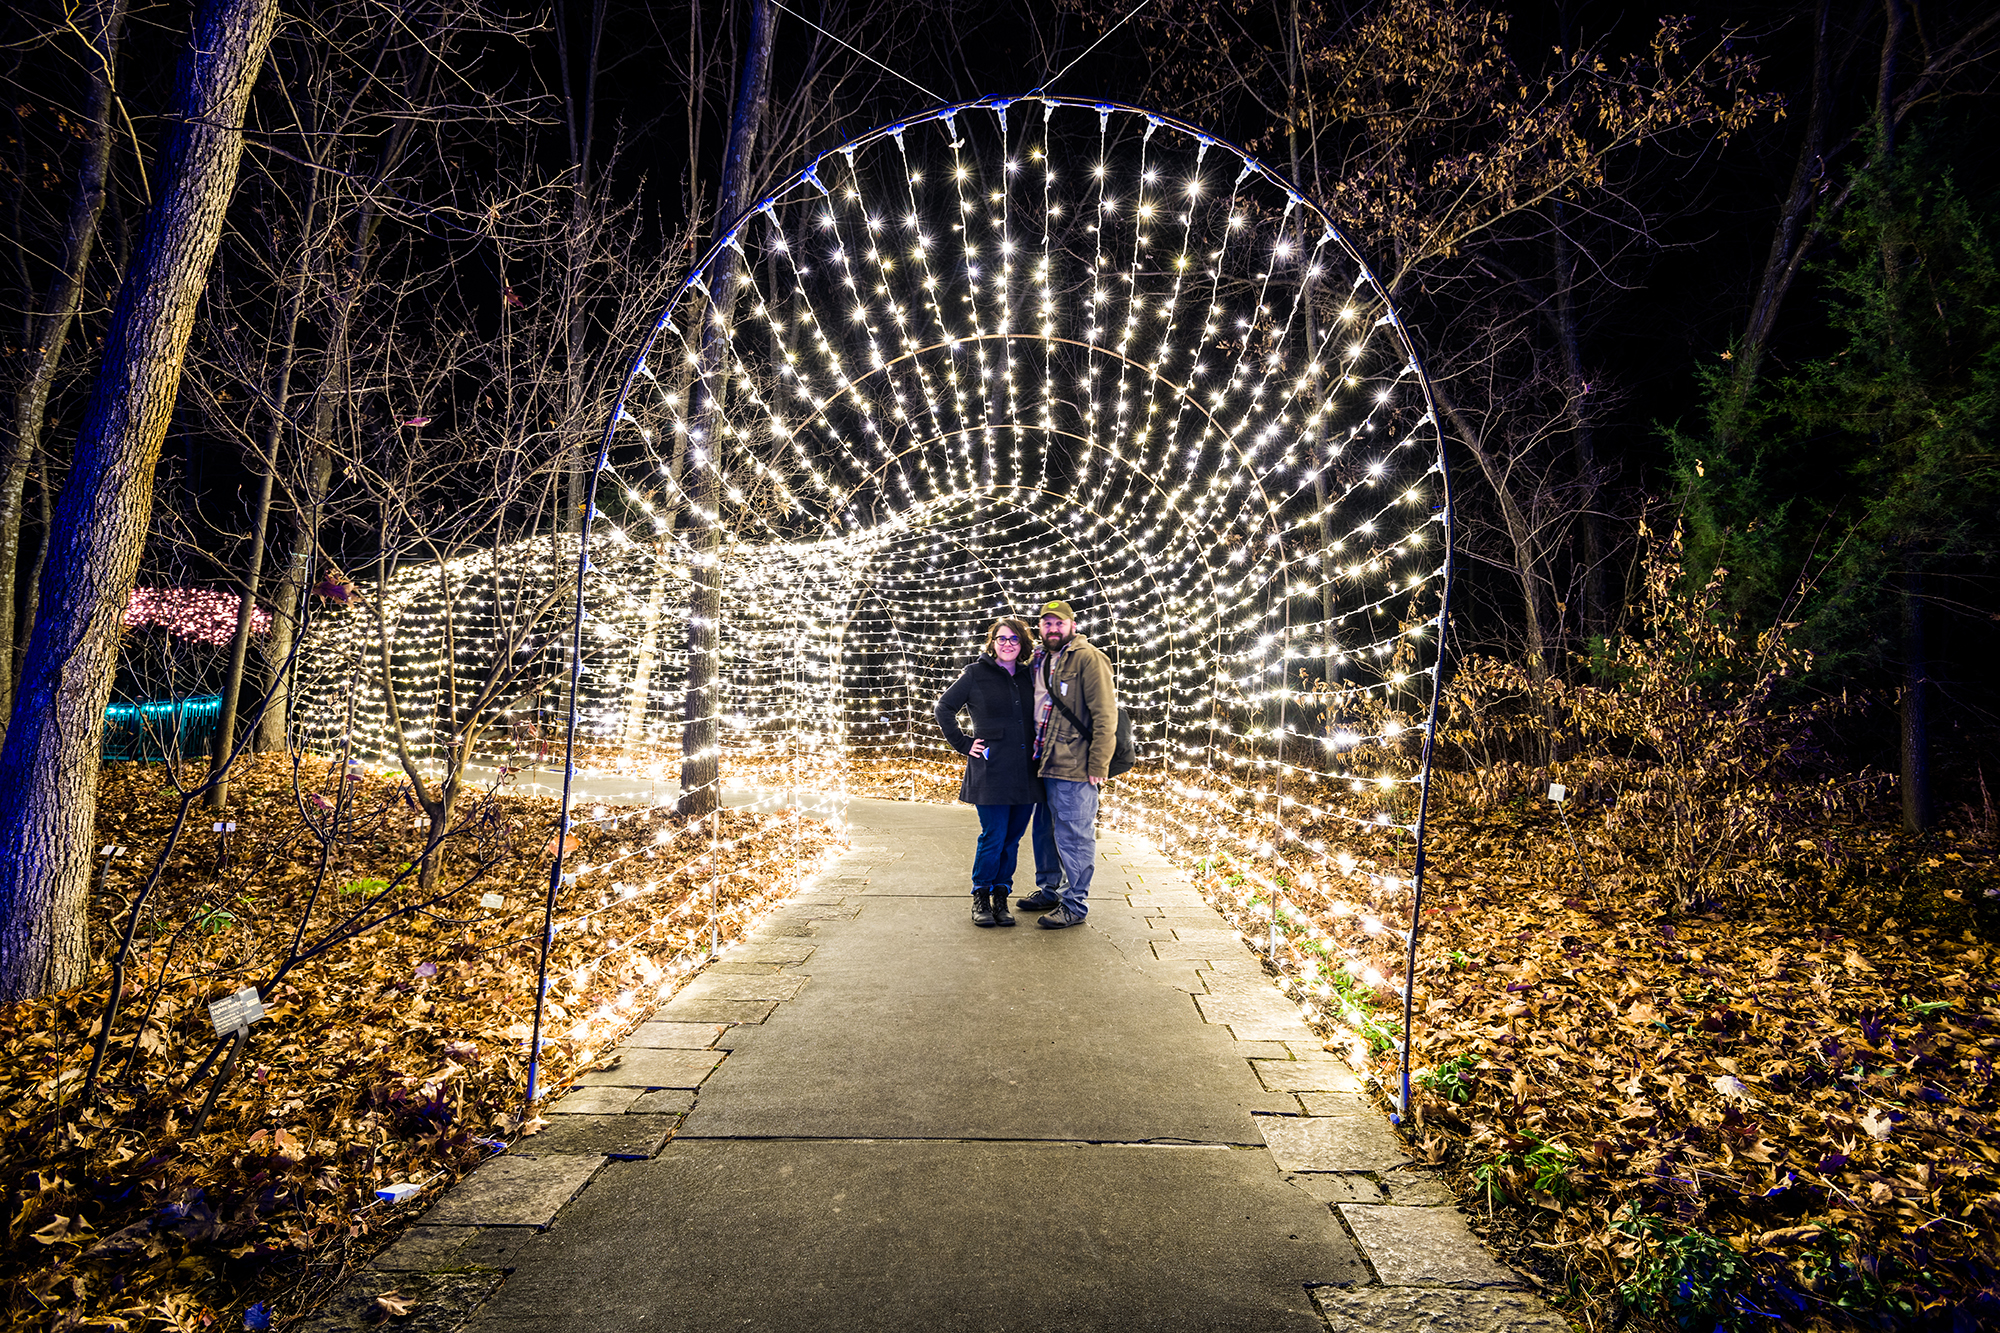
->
<box><xmin>934</xmin><ymin>616</ymin><xmax>1043</xmax><ymax>926</ymax></box>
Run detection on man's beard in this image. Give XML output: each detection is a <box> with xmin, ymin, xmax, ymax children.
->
<box><xmin>1042</xmin><ymin>627</ymin><xmax>1070</xmax><ymax>650</ymax></box>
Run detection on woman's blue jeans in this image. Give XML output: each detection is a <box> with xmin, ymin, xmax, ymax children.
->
<box><xmin>971</xmin><ymin>803</ymin><xmax>1037</xmax><ymax>895</ymax></box>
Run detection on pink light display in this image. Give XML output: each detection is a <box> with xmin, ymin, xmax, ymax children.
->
<box><xmin>124</xmin><ymin>587</ymin><xmax>271</xmax><ymax>646</ymax></box>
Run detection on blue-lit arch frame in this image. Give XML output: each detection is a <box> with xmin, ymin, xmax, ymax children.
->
<box><xmin>536</xmin><ymin>94</ymin><xmax>1458</xmax><ymax>1122</ymax></box>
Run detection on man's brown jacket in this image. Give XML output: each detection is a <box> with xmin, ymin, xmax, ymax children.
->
<box><xmin>1033</xmin><ymin>633</ymin><xmax>1117</xmax><ymax>781</ymax></box>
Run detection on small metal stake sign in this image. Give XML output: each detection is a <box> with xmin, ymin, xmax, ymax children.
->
<box><xmin>189</xmin><ymin>984</ymin><xmax>265</xmax><ymax>1136</ymax></box>
<box><xmin>212</xmin><ymin>820</ymin><xmax>238</xmax><ymax>869</ymax></box>
<box><xmin>1549</xmin><ymin>784</ymin><xmax>1596</xmax><ymax>899</ymax></box>
<box><xmin>207</xmin><ymin>984</ymin><xmax>264</xmax><ymax>1037</ymax></box>
<box><xmin>98</xmin><ymin>844</ymin><xmax>126</xmax><ymax>896</ymax></box>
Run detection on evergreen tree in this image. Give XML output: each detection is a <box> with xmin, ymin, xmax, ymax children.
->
<box><xmin>1677</xmin><ymin>124</ymin><xmax>2000</xmax><ymax>831</ymax></box>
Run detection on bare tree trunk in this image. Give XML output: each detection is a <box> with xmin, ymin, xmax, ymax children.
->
<box><xmin>0</xmin><ymin>0</ymin><xmax>128</xmax><ymax>747</ymax></box>
<box><xmin>253</xmin><ymin>65</ymin><xmax>425</xmax><ymax>751</ymax></box>
<box><xmin>681</xmin><ymin>0</ymin><xmax>776</xmax><ymax>818</ymax></box>
<box><xmin>255</xmin><ymin>502</ymin><xmax>317</xmax><ymax>753</ymax></box>
<box><xmin>1877</xmin><ymin>0</ymin><xmax>1902</xmax><ymax>159</ymax></box>
<box><xmin>256</xmin><ymin>211</ymin><xmax>370</xmax><ymax>755</ymax></box>
<box><xmin>0</xmin><ymin>0</ymin><xmax>278</xmax><ymax>1000</ymax></box>
<box><xmin>1877</xmin><ymin>1</ymin><xmax>1928</xmax><ymax>834</ymax></box>
<box><xmin>622</xmin><ymin>538</ymin><xmax>671</xmax><ymax>746</ymax></box>
<box><xmin>257</xmin><ymin>387</ymin><xmax>339</xmax><ymax>757</ymax></box>
<box><xmin>1722</xmin><ymin>0</ymin><xmax>1832</xmax><ymax>430</ymax></box>
<box><xmin>557</xmin><ymin>0</ymin><xmax>607</xmax><ymax>536</ymax></box>
<box><xmin>221</xmin><ymin>166</ymin><xmax>322</xmax><ymax>765</ymax></box>
<box><xmin>230</xmin><ymin>236</ymin><xmax>320</xmax><ymax>756</ymax></box>
<box><xmin>1551</xmin><ymin>200</ymin><xmax>1609</xmax><ymax>650</ymax></box>
<box><xmin>1282</xmin><ymin>0</ymin><xmax>1337</xmax><ymax>680</ymax></box>
<box><xmin>1430</xmin><ymin>378</ymin><xmax>1554</xmax><ymax>681</ymax></box>
<box><xmin>209</xmin><ymin>452</ymin><xmax>277</xmax><ymax>809</ymax></box>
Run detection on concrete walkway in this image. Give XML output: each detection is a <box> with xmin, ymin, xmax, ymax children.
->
<box><xmin>302</xmin><ymin>797</ymin><xmax>1567</xmax><ymax>1332</ymax></box>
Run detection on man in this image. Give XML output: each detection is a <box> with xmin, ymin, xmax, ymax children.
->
<box><xmin>1019</xmin><ymin>599</ymin><xmax>1116</xmax><ymax>929</ymax></box>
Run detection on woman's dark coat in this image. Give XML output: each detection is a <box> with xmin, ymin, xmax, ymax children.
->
<box><xmin>935</xmin><ymin>656</ymin><xmax>1045</xmax><ymax>807</ymax></box>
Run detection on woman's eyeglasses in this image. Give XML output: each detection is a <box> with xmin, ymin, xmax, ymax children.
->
<box><xmin>993</xmin><ymin>634</ymin><xmax>1021</xmax><ymax>643</ymax></box>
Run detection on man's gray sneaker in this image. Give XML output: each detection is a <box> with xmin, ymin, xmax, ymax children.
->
<box><xmin>1036</xmin><ymin>905</ymin><xmax>1085</xmax><ymax>929</ymax></box>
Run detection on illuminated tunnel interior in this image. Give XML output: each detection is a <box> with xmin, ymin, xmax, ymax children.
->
<box><xmin>298</xmin><ymin>96</ymin><xmax>1451</xmax><ymax>1071</ymax></box>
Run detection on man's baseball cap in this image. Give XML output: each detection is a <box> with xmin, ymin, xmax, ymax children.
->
<box><xmin>1039</xmin><ymin>600</ymin><xmax>1077</xmax><ymax>621</ymax></box>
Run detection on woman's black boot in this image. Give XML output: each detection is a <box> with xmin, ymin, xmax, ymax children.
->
<box><xmin>991</xmin><ymin>893</ymin><xmax>1015</xmax><ymax>927</ymax></box>
<box><xmin>971</xmin><ymin>891</ymin><xmax>996</xmax><ymax>927</ymax></box>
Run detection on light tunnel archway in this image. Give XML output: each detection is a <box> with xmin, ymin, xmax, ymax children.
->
<box><xmin>300</xmin><ymin>96</ymin><xmax>1455</xmax><ymax>1110</ymax></box>
<box><xmin>581</xmin><ymin>94</ymin><xmax>1455</xmax><ymax>1106</ymax></box>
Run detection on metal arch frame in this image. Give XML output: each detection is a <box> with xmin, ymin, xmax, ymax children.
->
<box><xmin>544</xmin><ymin>94</ymin><xmax>1458</xmax><ymax>1123</ymax></box>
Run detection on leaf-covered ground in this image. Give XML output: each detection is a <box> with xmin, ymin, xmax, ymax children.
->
<box><xmin>3</xmin><ymin>757</ymin><xmax>841</xmax><ymax>1330</ymax></box>
<box><xmin>1181</xmin><ymin>786</ymin><xmax>2000</xmax><ymax>1333</ymax></box>
<box><xmin>15</xmin><ymin>747</ymin><xmax>1997</xmax><ymax>1331</ymax></box>
<box><xmin>1384</xmin><ymin>799</ymin><xmax>2000</xmax><ymax>1331</ymax></box>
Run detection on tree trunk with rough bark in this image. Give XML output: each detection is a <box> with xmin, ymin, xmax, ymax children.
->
<box><xmin>255</xmin><ymin>535</ymin><xmax>313</xmax><ymax>752</ymax></box>
<box><xmin>15</xmin><ymin>457</ymin><xmax>52</xmax><ymax>682</ymax></box>
<box><xmin>0</xmin><ymin>0</ymin><xmax>128</xmax><ymax>749</ymax></box>
<box><xmin>256</xmin><ymin>261</ymin><xmax>356</xmax><ymax>758</ymax></box>
<box><xmin>680</xmin><ymin>0</ymin><xmax>776</xmax><ymax>818</ymax></box>
<box><xmin>225</xmin><ymin>240</ymin><xmax>317</xmax><ymax>762</ymax></box>
<box><xmin>0</xmin><ymin>0</ymin><xmax>277</xmax><ymax>1000</ymax></box>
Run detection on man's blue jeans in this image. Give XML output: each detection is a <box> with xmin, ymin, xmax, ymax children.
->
<box><xmin>1031</xmin><ymin>800</ymin><xmax>1063</xmax><ymax>891</ymax></box>
<box><xmin>1044</xmin><ymin>778</ymin><xmax>1099</xmax><ymax>918</ymax></box>
<box><xmin>971</xmin><ymin>803</ymin><xmax>1036</xmax><ymax>895</ymax></box>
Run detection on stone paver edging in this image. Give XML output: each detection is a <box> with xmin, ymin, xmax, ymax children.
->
<box><xmin>1096</xmin><ymin>836</ymin><xmax>1563</xmax><ymax>1328</ymax></box>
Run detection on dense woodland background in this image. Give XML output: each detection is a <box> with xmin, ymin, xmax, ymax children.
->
<box><xmin>3</xmin><ymin>0</ymin><xmax>1994</xmax><ymax>851</ymax></box>
<box><xmin>1</xmin><ymin>1</ymin><xmax>1999</xmax><ymax>1327</ymax></box>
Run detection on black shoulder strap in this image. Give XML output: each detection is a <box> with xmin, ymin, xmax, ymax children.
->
<box><xmin>1049</xmin><ymin>688</ymin><xmax>1093</xmax><ymax>740</ymax></box>
<box><xmin>1043</xmin><ymin>650</ymin><xmax>1095</xmax><ymax>740</ymax></box>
